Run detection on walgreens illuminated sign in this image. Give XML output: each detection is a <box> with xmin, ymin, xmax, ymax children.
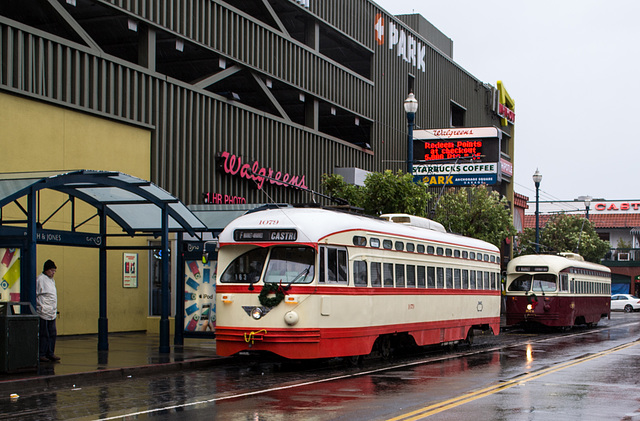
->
<box><xmin>216</xmin><ymin>151</ymin><xmax>308</xmax><ymax>190</ymax></box>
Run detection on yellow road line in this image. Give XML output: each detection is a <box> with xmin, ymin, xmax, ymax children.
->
<box><xmin>388</xmin><ymin>339</ymin><xmax>640</xmax><ymax>421</ymax></box>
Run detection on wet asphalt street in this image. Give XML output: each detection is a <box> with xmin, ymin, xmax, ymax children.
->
<box><xmin>2</xmin><ymin>312</ymin><xmax>640</xmax><ymax>420</ymax></box>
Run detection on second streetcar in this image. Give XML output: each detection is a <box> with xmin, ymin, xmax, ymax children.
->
<box><xmin>504</xmin><ymin>253</ymin><xmax>611</xmax><ymax>330</ymax></box>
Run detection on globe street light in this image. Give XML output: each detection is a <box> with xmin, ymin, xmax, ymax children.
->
<box><xmin>532</xmin><ymin>168</ymin><xmax>542</xmax><ymax>253</ymax></box>
<box><xmin>584</xmin><ymin>196</ymin><xmax>592</xmax><ymax>220</ymax></box>
<box><xmin>576</xmin><ymin>195</ymin><xmax>592</xmax><ymax>220</ymax></box>
<box><xmin>404</xmin><ymin>93</ymin><xmax>418</xmax><ymax>175</ymax></box>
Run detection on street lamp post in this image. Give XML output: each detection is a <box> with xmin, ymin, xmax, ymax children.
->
<box><xmin>532</xmin><ymin>169</ymin><xmax>542</xmax><ymax>253</ymax></box>
<box><xmin>404</xmin><ymin>93</ymin><xmax>418</xmax><ymax>175</ymax></box>
<box><xmin>584</xmin><ymin>196</ymin><xmax>591</xmax><ymax>220</ymax></box>
<box><xmin>576</xmin><ymin>195</ymin><xmax>592</xmax><ymax>219</ymax></box>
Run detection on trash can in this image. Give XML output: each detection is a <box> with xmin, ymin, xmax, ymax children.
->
<box><xmin>0</xmin><ymin>302</ymin><xmax>39</xmax><ymax>373</ymax></box>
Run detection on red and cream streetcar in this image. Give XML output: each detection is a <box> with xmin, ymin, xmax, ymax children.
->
<box><xmin>214</xmin><ymin>206</ymin><xmax>502</xmax><ymax>359</ymax></box>
<box><xmin>505</xmin><ymin>253</ymin><xmax>611</xmax><ymax>330</ymax></box>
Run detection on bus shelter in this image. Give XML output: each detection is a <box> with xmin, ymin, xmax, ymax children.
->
<box><xmin>0</xmin><ymin>170</ymin><xmax>206</xmax><ymax>352</ymax></box>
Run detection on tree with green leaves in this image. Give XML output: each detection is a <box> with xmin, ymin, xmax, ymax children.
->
<box><xmin>322</xmin><ymin>170</ymin><xmax>431</xmax><ymax>217</ymax></box>
<box><xmin>515</xmin><ymin>213</ymin><xmax>610</xmax><ymax>263</ymax></box>
<box><xmin>432</xmin><ymin>185</ymin><xmax>516</xmax><ymax>248</ymax></box>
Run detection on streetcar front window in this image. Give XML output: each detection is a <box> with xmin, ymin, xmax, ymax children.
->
<box><xmin>508</xmin><ymin>275</ymin><xmax>531</xmax><ymax>291</ymax></box>
<box><xmin>532</xmin><ymin>274</ymin><xmax>557</xmax><ymax>292</ymax></box>
<box><xmin>508</xmin><ymin>274</ymin><xmax>557</xmax><ymax>292</ymax></box>
<box><xmin>220</xmin><ymin>248</ymin><xmax>268</xmax><ymax>283</ymax></box>
<box><xmin>264</xmin><ymin>246</ymin><xmax>315</xmax><ymax>284</ymax></box>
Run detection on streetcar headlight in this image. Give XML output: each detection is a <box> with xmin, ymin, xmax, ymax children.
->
<box><xmin>526</xmin><ymin>304</ymin><xmax>533</xmax><ymax>311</ymax></box>
<box><xmin>284</xmin><ymin>311</ymin><xmax>299</xmax><ymax>326</ymax></box>
<box><xmin>251</xmin><ymin>307</ymin><xmax>264</xmax><ymax>320</ymax></box>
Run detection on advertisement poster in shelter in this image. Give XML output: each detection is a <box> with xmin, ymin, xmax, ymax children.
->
<box><xmin>0</xmin><ymin>248</ymin><xmax>20</xmax><ymax>302</ymax></box>
<box><xmin>123</xmin><ymin>253</ymin><xmax>138</xmax><ymax>288</ymax></box>
<box><xmin>184</xmin><ymin>259</ymin><xmax>216</xmax><ymax>333</ymax></box>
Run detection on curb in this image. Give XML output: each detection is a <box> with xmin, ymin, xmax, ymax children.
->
<box><xmin>0</xmin><ymin>357</ymin><xmax>230</xmax><ymax>394</ymax></box>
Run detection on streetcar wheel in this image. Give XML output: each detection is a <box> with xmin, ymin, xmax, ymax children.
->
<box><xmin>377</xmin><ymin>336</ymin><xmax>392</xmax><ymax>360</ymax></box>
<box><xmin>346</xmin><ymin>355</ymin><xmax>363</xmax><ymax>366</ymax></box>
<box><xmin>465</xmin><ymin>329</ymin><xmax>474</xmax><ymax>346</ymax></box>
<box><xmin>624</xmin><ymin>304</ymin><xmax>633</xmax><ymax>313</ymax></box>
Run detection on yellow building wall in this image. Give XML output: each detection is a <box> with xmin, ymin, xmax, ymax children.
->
<box><xmin>0</xmin><ymin>92</ymin><xmax>152</xmax><ymax>335</ymax></box>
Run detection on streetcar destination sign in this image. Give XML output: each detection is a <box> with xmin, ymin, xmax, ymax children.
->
<box><xmin>234</xmin><ymin>229</ymin><xmax>297</xmax><ymax>242</ymax></box>
<box><xmin>515</xmin><ymin>266</ymin><xmax>549</xmax><ymax>272</ymax></box>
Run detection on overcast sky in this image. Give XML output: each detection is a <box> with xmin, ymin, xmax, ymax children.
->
<box><xmin>373</xmin><ymin>0</ymin><xmax>639</xmax><ymax>204</ymax></box>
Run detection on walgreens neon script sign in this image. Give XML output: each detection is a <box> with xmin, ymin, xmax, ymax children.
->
<box><xmin>216</xmin><ymin>151</ymin><xmax>308</xmax><ymax>190</ymax></box>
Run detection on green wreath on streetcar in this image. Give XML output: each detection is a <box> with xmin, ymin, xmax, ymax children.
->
<box><xmin>258</xmin><ymin>282</ymin><xmax>287</xmax><ymax>307</ymax></box>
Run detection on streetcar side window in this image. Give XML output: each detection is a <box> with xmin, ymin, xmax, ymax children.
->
<box><xmin>436</xmin><ymin>267</ymin><xmax>444</xmax><ymax>288</ymax></box>
<box><xmin>395</xmin><ymin>241</ymin><xmax>404</xmax><ymax>251</ymax></box>
<box><xmin>417</xmin><ymin>266</ymin><xmax>426</xmax><ymax>288</ymax></box>
<box><xmin>319</xmin><ymin>246</ymin><xmax>348</xmax><ymax>284</ymax></box>
<box><xmin>484</xmin><ymin>271</ymin><xmax>490</xmax><ymax>289</ymax></box>
<box><xmin>469</xmin><ymin>252</ymin><xmax>476</xmax><ymax>260</ymax></box>
<box><xmin>417</xmin><ymin>244</ymin><xmax>425</xmax><ymax>253</ymax></box>
<box><xmin>446</xmin><ymin>268</ymin><xmax>453</xmax><ymax>289</ymax></box>
<box><xmin>491</xmin><ymin>272</ymin><xmax>496</xmax><ymax>290</ymax></box>
<box><xmin>407</xmin><ymin>265</ymin><xmax>416</xmax><ymax>287</ymax></box>
<box><xmin>454</xmin><ymin>250</ymin><xmax>461</xmax><ymax>258</ymax></box>
<box><xmin>383</xmin><ymin>240</ymin><xmax>393</xmax><ymax>250</ymax></box>
<box><xmin>427</xmin><ymin>246</ymin><xmax>435</xmax><ymax>254</ymax></box>
<box><xmin>470</xmin><ymin>270</ymin><xmax>476</xmax><ymax>289</ymax></box>
<box><xmin>338</xmin><ymin>249</ymin><xmax>348</xmax><ymax>284</ymax></box>
<box><xmin>383</xmin><ymin>263</ymin><xmax>394</xmax><ymax>287</ymax></box>
<box><xmin>371</xmin><ymin>262</ymin><xmax>382</xmax><ymax>287</ymax></box>
<box><xmin>427</xmin><ymin>266</ymin><xmax>435</xmax><ymax>288</ymax></box>
<box><xmin>370</xmin><ymin>238</ymin><xmax>380</xmax><ymax>248</ymax></box>
<box><xmin>395</xmin><ymin>264</ymin><xmax>405</xmax><ymax>287</ymax></box>
<box><xmin>406</xmin><ymin>243</ymin><xmax>415</xmax><ymax>252</ymax></box>
<box><xmin>462</xmin><ymin>270</ymin><xmax>469</xmax><ymax>289</ymax></box>
<box><xmin>445</xmin><ymin>248</ymin><xmax>453</xmax><ymax>257</ymax></box>
<box><xmin>353</xmin><ymin>260</ymin><xmax>367</xmax><ymax>286</ymax></box>
<box><xmin>560</xmin><ymin>274</ymin><xmax>569</xmax><ymax>292</ymax></box>
<box><xmin>454</xmin><ymin>269</ymin><xmax>461</xmax><ymax>289</ymax></box>
<box><xmin>477</xmin><ymin>271</ymin><xmax>484</xmax><ymax>290</ymax></box>
<box><xmin>353</xmin><ymin>236</ymin><xmax>367</xmax><ymax>246</ymax></box>
<box><xmin>436</xmin><ymin>247</ymin><xmax>444</xmax><ymax>256</ymax></box>
<box><xmin>220</xmin><ymin>247</ymin><xmax>269</xmax><ymax>283</ymax></box>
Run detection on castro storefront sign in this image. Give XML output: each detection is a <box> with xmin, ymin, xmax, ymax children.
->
<box><xmin>593</xmin><ymin>201</ymin><xmax>640</xmax><ymax>213</ymax></box>
<box><xmin>216</xmin><ymin>151</ymin><xmax>308</xmax><ymax>191</ymax></box>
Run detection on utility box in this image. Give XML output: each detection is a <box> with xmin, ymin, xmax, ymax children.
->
<box><xmin>0</xmin><ymin>302</ymin><xmax>39</xmax><ymax>373</ymax></box>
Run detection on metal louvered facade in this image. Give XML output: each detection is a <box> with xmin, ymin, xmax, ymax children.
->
<box><xmin>0</xmin><ymin>0</ymin><xmax>514</xmax><ymax>206</ymax></box>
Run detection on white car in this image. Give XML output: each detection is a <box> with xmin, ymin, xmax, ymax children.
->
<box><xmin>611</xmin><ymin>294</ymin><xmax>640</xmax><ymax>312</ymax></box>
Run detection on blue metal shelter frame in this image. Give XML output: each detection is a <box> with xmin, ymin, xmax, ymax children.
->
<box><xmin>0</xmin><ymin>170</ymin><xmax>206</xmax><ymax>353</ymax></box>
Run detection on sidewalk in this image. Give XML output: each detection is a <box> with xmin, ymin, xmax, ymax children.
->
<box><xmin>0</xmin><ymin>332</ymin><xmax>227</xmax><ymax>394</ymax></box>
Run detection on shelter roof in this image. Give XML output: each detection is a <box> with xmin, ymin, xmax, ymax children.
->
<box><xmin>0</xmin><ymin>170</ymin><xmax>206</xmax><ymax>236</ymax></box>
